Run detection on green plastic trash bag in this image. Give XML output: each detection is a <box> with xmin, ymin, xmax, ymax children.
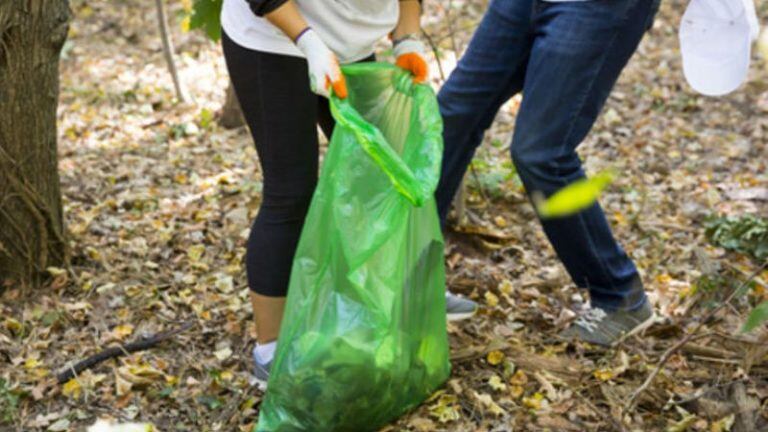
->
<box><xmin>256</xmin><ymin>63</ymin><xmax>451</xmax><ymax>432</ymax></box>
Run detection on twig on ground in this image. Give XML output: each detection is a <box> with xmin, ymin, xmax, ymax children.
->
<box><xmin>56</xmin><ymin>321</ymin><xmax>195</xmax><ymax>384</ymax></box>
<box><xmin>625</xmin><ymin>262</ymin><xmax>768</xmax><ymax>411</ymax></box>
<box><xmin>574</xmin><ymin>389</ymin><xmax>626</xmax><ymax>432</ymax></box>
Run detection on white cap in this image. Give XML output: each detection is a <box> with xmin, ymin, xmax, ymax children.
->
<box><xmin>679</xmin><ymin>0</ymin><xmax>760</xmax><ymax>96</ymax></box>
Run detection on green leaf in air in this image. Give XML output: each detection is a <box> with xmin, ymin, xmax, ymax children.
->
<box><xmin>535</xmin><ymin>171</ymin><xmax>615</xmax><ymax>219</ymax></box>
<box><xmin>188</xmin><ymin>0</ymin><xmax>223</xmax><ymax>42</ymax></box>
<box><xmin>742</xmin><ymin>300</ymin><xmax>768</xmax><ymax>333</ymax></box>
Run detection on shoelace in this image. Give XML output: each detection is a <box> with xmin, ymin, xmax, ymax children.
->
<box><xmin>574</xmin><ymin>308</ymin><xmax>608</xmax><ymax>333</ymax></box>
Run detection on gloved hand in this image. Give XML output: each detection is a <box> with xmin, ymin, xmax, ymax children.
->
<box><xmin>393</xmin><ymin>36</ymin><xmax>428</xmax><ymax>83</ymax></box>
<box><xmin>295</xmin><ymin>28</ymin><xmax>347</xmax><ymax>99</ymax></box>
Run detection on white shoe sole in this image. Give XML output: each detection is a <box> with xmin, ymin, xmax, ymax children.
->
<box><xmin>447</xmin><ymin>310</ymin><xmax>477</xmax><ymax>321</ymax></box>
<box><xmin>251</xmin><ymin>375</ymin><xmax>269</xmax><ymax>391</ymax></box>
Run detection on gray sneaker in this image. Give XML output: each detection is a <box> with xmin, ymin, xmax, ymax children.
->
<box><xmin>252</xmin><ymin>346</ymin><xmax>272</xmax><ymax>390</ymax></box>
<box><xmin>559</xmin><ymin>300</ymin><xmax>655</xmax><ymax>347</ymax></box>
<box><xmin>446</xmin><ymin>292</ymin><xmax>478</xmax><ymax>321</ymax></box>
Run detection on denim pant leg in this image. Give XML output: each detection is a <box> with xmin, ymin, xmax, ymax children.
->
<box><xmin>511</xmin><ymin>0</ymin><xmax>658</xmax><ymax>311</ymax></box>
<box><xmin>435</xmin><ymin>0</ymin><xmax>535</xmax><ymax>222</ymax></box>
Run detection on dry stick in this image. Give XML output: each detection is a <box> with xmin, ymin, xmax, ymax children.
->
<box><xmin>625</xmin><ymin>261</ymin><xmax>768</xmax><ymax>412</ymax></box>
<box><xmin>56</xmin><ymin>321</ymin><xmax>195</xmax><ymax>384</ymax></box>
<box><xmin>155</xmin><ymin>0</ymin><xmax>188</xmax><ymax>103</ymax></box>
<box><xmin>421</xmin><ymin>30</ymin><xmax>446</xmax><ymax>81</ymax></box>
<box><xmin>574</xmin><ymin>389</ymin><xmax>627</xmax><ymax>432</ymax></box>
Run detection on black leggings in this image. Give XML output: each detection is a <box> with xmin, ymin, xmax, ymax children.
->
<box><xmin>222</xmin><ymin>31</ymin><xmax>373</xmax><ymax>297</ymax></box>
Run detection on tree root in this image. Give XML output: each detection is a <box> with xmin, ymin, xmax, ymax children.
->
<box><xmin>0</xmin><ymin>145</ymin><xmax>67</xmax><ymax>281</ymax></box>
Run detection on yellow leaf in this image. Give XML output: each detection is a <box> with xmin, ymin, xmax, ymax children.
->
<box><xmin>499</xmin><ymin>279</ymin><xmax>514</xmax><ymax>295</ymax></box>
<box><xmin>488</xmin><ymin>375</ymin><xmax>507</xmax><ymax>391</ymax></box>
<box><xmin>509</xmin><ymin>370</ymin><xmax>528</xmax><ymax>386</ymax></box>
<box><xmin>428</xmin><ymin>393</ymin><xmax>461</xmax><ymax>423</ymax></box>
<box><xmin>181</xmin><ymin>16</ymin><xmax>191</xmax><ymax>33</ymax></box>
<box><xmin>46</xmin><ymin>267</ymin><xmax>67</xmax><ymax>276</ymax></box>
<box><xmin>187</xmin><ymin>244</ymin><xmax>205</xmax><ymax>262</ymax></box>
<box><xmin>474</xmin><ymin>391</ymin><xmax>506</xmax><ymax>416</ymax></box>
<box><xmin>485</xmin><ymin>291</ymin><xmax>499</xmax><ymax>307</ymax></box>
<box><xmin>656</xmin><ymin>273</ymin><xmax>672</xmax><ymax>285</ymax></box>
<box><xmin>522</xmin><ymin>392</ymin><xmax>545</xmax><ymax>410</ymax></box>
<box><xmin>174</xmin><ymin>173</ymin><xmax>189</xmax><ymax>184</ymax></box>
<box><xmin>113</xmin><ymin>324</ymin><xmax>134</xmax><ymax>341</ymax></box>
<box><xmin>613</xmin><ymin>211</ymin><xmax>627</xmax><ymax>226</ymax></box>
<box><xmin>62</xmin><ymin>378</ymin><xmax>82</xmax><ymax>399</ymax></box>
<box><xmin>535</xmin><ymin>171</ymin><xmax>615</xmax><ymax>218</ymax></box>
<box><xmin>710</xmin><ymin>414</ymin><xmax>735</xmax><ymax>432</ymax></box>
<box><xmin>31</xmin><ymin>367</ymin><xmax>50</xmax><ymax>379</ymax></box>
<box><xmin>493</xmin><ymin>216</ymin><xmax>507</xmax><ymax>228</ymax></box>
<box><xmin>593</xmin><ymin>368</ymin><xmax>615</xmax><ymax>382</ymax></box>
<box><xmin>4</xmin><ymin>318</ymin><xmax>23</xmax><ymax>334</ymax></box>
<box><xmin>24</xmin><ymin>358</ymin><xmax>40</xmax><ymax>369</ymax></box>
<box><xmin>85</xmin><ymin>246</ymin><xmax>102</xmax><ymax>261</ymax></box>
<box><xmin>128</xmin><ymin>363</ymin><xmax>164</xmax><ymax>379</ymax></box>
<box><xmin>509</xmin><ymin>385</ymin><xmax>525</xmax><ymax>399</ymax></box>
<box><xmin>487</xmin><ymin>350</ymin><xmax>505</xmax><ymax>366</ymax></box>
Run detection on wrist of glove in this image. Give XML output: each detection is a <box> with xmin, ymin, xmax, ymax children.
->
<box><xmin>393</xmin><ymin>36</ymin><xmax>428</xmax><ymax>83</ymax></box>
<box><xmin>296</xmin><ymin>28</ymin><xmax>347</xmax><ymax>99</ymax></box>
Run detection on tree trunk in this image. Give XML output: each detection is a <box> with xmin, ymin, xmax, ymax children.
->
<box><xmin>0</xmin><ymin>0</ymin><xmax>70</xmax><ymax>286</ymax></box>
<box><xmin>219</xmin><ymin>81</ymin><xmax>245</xmax><ymax>129</ymax></box>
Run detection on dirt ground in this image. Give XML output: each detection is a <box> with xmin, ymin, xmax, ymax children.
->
<box><xmin>1</xmin><ymin>0</ymin><xmax>767</xmax><ymax>431</ymax></box>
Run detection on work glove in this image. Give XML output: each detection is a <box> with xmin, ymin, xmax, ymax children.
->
<box><xmin>296</xmin><ymin>28</ymin><xmax>347</xmax><ymax>99</ymax></box>
<box><xmin>393</xmin><ymin>36</ymin><xmax>428</xmax><ymax>83</ymax></box>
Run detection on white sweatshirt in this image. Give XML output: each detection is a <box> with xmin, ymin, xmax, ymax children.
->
<box><xmin>221</xmin><ymin>0</ymin><xmax>399</xmax><ymax>64</ymax></box>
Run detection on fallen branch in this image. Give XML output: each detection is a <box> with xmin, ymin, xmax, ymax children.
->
<box><xmin>625</xmin><ymin>262</ymin><xmax>768</xmax><ymax>411</ymax></box>
<box><xmin>681</xmin><ymin>342</ymin><xmax>736</xmax><ymax>360</ymax></box>
<box><xmin>56</xmin><ymin>321</ymin><xmax>195</xmax><ymax>384</ymax></box>
<box><xmin>452</xmin><ymin>339</ymin><xmax>584</xmax><ymax>385</ymax></box>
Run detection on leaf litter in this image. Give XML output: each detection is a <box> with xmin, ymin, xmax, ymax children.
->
<box><xmin>1</xmin><ymin>0</ymin><xmax>767</xmax><ymax>431</ymax></box>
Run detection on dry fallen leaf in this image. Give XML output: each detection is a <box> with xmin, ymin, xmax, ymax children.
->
<box><xmin>487</xmin><ymin>350</ymin><xmax>505</xmax><ymax>366</ymax></box>
<box><xmin>488</xmin><ymin>375</ymin><xmax>507</xmax><ymax>392</ymax></box>
<box><xmin>473</xmin><ymin>391</ymin><xmax>506</xmax><ymax>416</ymax></box>
<box><xmin>485</xmin><ymin>291</ymin><xmax>499</xmax><ymax>307</ymax></box>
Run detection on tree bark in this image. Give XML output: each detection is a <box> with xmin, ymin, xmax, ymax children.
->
<box><xmin>0</xmin><ymin>0</ymin><xmax>70</xmax><ymax>286</ymax></box>
<box><xmin>219</xmin><ymin>81</ymin><xmax>245</xmax><ymax>129</ymax></box>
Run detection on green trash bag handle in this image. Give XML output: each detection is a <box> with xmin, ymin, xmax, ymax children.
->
<box><xmin>329</xmin><ymin>63</ymin><xmax>442</xmax><ymax>207</ymax></box>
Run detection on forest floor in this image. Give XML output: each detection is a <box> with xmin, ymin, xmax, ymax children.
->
<box><xmin>1</xmin><ymin>0</ymin><xmax>767</xmax><ymax>431</ymax></box>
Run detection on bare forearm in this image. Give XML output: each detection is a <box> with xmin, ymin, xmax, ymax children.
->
<box><xmin>264</xmin><ymin>0</ymin><xmax>309</xmax><ymax>41</ymax></box>
<box><xmin>393</xmin><ymin>0</ymin><xmax>422</xmax><ymax>40</ymax></box>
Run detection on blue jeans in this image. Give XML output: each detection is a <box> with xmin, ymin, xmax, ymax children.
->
<box><xmin>436</xmin><ymin>0</ymin><xmax>659</xmax><ymax>311</ymax></box>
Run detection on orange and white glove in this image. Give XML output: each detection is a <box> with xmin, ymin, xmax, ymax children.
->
<box><xmin>393</xmin><ymin>36</ymin><xmax>428</xmax><ymax>83</ymax></box>
<box><xmin>295</xmin><ymin>28</ymin><xmax>347</xmax><ymax>99</ymax></box>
